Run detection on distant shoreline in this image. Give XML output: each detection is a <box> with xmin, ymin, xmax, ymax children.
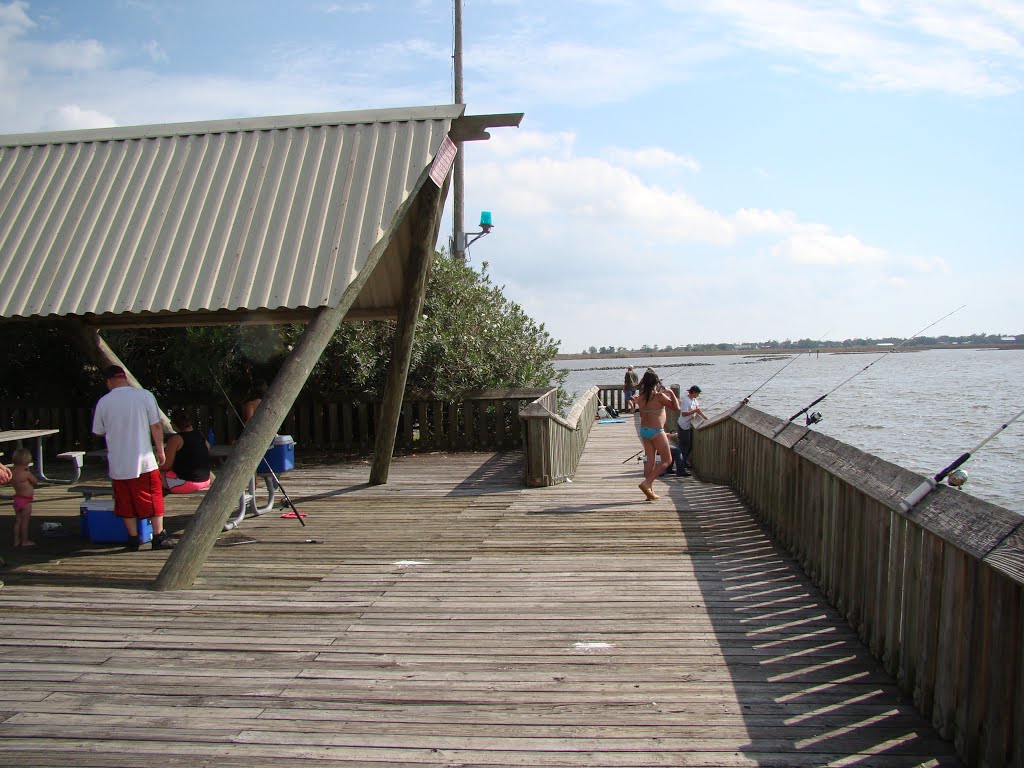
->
<box><xmin>555</xmin><ymin>343</ymin><xmax>1019</xmax><ymax>361</ymax></box>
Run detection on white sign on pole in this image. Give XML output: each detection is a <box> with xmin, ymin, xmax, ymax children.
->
<box><xmin>429</xmin><ymin>136</ymin><xmax>458</xmax><ymax>187</ymax></box>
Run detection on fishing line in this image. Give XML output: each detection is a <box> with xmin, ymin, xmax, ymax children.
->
<box><xmin>207</xmin><ymin>369</ymin><xmax>306</xmax><ymax>527</ymax></box>
<box><xmin>899</xmin><ymin>406</ymin><xmax>1024</xmax><ymax>512</ymax></box>
<box><xmin>771</xmin><ymin>305</ymin><xmax>966</xmax><ymax>438</ymax></box>
<box><xmin>745</xmin><ymin>330</ymin><xmax>832</xmax><ymax>402</ymax></box>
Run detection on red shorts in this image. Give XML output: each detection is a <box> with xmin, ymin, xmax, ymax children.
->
<box><xmin>112</xmin><ymin>470</ymin><xmax>165</xmax><ymax>519</ymax></box>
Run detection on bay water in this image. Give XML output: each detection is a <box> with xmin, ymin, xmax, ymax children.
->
<box><xmin>554</xmin><ymin>348</ymin><xmax>1024</xmax><ymax>515</ymax></box>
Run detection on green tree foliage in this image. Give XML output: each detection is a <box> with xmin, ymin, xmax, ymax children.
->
<box><xmin>0</xmin><ymin>321</ymin><xmax>98</xmax><ymax>403</ymax></box>
<box><xmin>0</xmin><ymin>250</ymin><xmax>564</xmax><ymax>405</ymax></box>
<box><xmin>102</xmin><ymin>325</ymin><xmax>287</xmax><ymax>403</ymax></box>
<box><xmin>296</xmin><ymin>251</ymin><xmax>566</xmax><ymax>399</ymax></box>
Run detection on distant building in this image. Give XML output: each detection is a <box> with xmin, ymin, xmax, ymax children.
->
<box><xmin>876</xmin><ymin>342</ymin><xmax>894</xmax><ymax>347</ymax></box>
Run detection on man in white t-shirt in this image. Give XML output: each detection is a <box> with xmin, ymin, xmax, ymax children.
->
<box><xmin>675</xmin><ymin>385</ymin><xmax>707</xmax><ymax>477</ymax></box>
<box><xmin>92</xmin><ymin>365</ymin><xmax>175</xmax><ymax>551</ymax></box>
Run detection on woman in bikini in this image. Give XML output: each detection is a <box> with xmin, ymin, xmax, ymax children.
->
<box><xmin>633</xmin><ymin>370</ymin><xmax>680</xmax><ymax>501</ymax></box>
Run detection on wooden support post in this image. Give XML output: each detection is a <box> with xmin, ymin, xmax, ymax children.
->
<box><xmin>370</xmin><ymin>181</ymin><xmax>443</xmax><ymax>485</ymax></box>
<box><xmin>66</xmin><ymin>320</ymin><xmax>173</xmax><ymax>433</ymax></box>
<box><xmin>155</xmin><ymin>171</ymin><xmax>446</xmax><ymax>591</ymax></box>
<box><xmin>154</xmin><ymin>304</ymin><xmax>349</xmax><ymax>591</ymax></box>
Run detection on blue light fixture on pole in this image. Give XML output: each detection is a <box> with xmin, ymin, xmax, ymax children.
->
<box><xmin>462</xmin><ymin>211</ymin><xmax>493</xmax><ymax>251</ymax></box>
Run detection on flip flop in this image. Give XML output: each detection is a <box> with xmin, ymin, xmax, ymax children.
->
<box><xmin>638</xmin><ymin>483</ymin><xmax>658</xmax><ymax>501</ymax></box>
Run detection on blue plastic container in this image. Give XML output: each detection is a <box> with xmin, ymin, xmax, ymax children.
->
<box><xmin>259</xmin><ymin>435</ymin><xmax>295</xmax><ymax>474</ymax></box>
<box><xmin>80</xmin><ymin>500</ymin><xmax>153</xmax><ymax>544</ymax></box>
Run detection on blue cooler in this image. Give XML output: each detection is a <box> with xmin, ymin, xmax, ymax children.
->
<box><xmin>259</xmin><ymin>435</ymin><xmax>295</xmax><ymax>474</ymax></box>
<box><xmin>80</xmin><ymin>499</ymin><xmax>153</xmax><ymax>544</ymax></box>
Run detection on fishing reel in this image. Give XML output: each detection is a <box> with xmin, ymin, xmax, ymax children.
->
<box><xmin>805</xmin><ymin>411</ymin><xmax>823</xmax><ymax>426</ymax></box>
<box><xmin>947</xmin><ymin>468</ymin><xmax>968</xmax><ymax>489</ymax></box>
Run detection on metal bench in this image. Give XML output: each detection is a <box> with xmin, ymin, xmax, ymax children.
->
<box><xmin>69</xmin><ymin>484</ymin><xmax>113</xmax><ymax>500</ymax></box>
<box><xmin>55</xmin><ymin>451</ymin><xmax>86</xmax><ymax>483</ymax></box>
<box><xmin>224</xmin><ymin>474</ymin><xmax>279</xmax><ymax>531</ymax></box>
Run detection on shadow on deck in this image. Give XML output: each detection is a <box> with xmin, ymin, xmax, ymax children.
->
<box><xmin>0</xmin><ymin>425</ymin><xmax>961</xmax><ymax>766</ymax></box>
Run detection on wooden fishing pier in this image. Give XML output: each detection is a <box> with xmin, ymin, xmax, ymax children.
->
<box><xmin>0</xmin><ymin>419</ymin><xmax>965</xmax><ymax>767</ymax></box>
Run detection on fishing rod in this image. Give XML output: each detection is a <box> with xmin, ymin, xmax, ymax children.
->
<box><xmin>771</xmin><ymin>305</ymin><xmax>966</xmax><ymax>438</ymax></box>
<box><xmin>745</xmin><ymin>330</ymin><xmax>832</xmax><ymax>402</ymax></box>
<box><xmin>208</xmin><ymin>370</ymin><xmax>306</xmax><ymax>527</ymax></box>
<box><xmin>596</xmin><ymin>393</ymin><xmax>620</xmax><ymax>419</ymax></box>
<box><xmin>899</xmin><ymin>406</ymin><xmax>1024</xmax><ymax>512</ymax></box>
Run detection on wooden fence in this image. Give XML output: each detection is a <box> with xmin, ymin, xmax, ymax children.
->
<box><xmin>692</xmin><ymin>404</ymin><xmax>1024</xmax><ymax>768</ymax></box>
<box><xmin>520</xmin><ymin>386</ymin><xmax>599</xmax><ymax>487</ymax></box>
<box><xmin>0</xmin><ymin>389</ymin><xmax>547</xmax><ymax>458</ymax></box>
<box><xmin>596</xmin><ymin>384</ymin><xmax>632</xmax><ymax>413</ymax></box>
<box><xmin>518</xmin><ymin>383</ymin><xmax>681</xmax><ymax>487</ymax></box>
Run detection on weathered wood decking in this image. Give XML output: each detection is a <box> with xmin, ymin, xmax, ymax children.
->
<box><xmin>0</xmin><ymin>421</ymin><xmax>961</xmax><ymax>766</ymax></box>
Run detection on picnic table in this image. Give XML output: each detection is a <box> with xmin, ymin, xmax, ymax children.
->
<box><xmin>210</xmin><ymin>444</ymin><xmax>280</xmax><ymax>529</ymax></box>
<box><xmin>70</xmin><ymin>444</ymin><xmax>284</xmax><ymax>530</ymax></box>
<box><xmin>0</xmin><ymin>428</ymin><xmax>83</xmax><ymax>484</ymax></box>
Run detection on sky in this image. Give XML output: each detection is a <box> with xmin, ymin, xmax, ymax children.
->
<box><xmin>1</xmin><ymin>0</ymin><xmax>1021</xmax><ymax>352</ymax></box>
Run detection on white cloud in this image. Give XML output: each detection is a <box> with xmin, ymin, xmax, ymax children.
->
<box><xmin>734</xmin><ymin>208</ymin><xmax>799</xmax><ymax>234</ymax></box>
<box><xmin>665</xmin><ymin>0</ymin><xmax>1024</xmax><ymax>95</ymax></box>
<box><xmin>468</xmin><ymin>29</ymin><xmax>723</xmax><ymax>108</ymax></box>
<box><xmin>0</xmin><ymin>0</ymin><xmax>30</xmax><ymax>32</ymax></box>
<box><xmin>908</xmin><ymin>3</ymin><xmax>1024</xmax><ymax>56</ymax></box>
<box><xmin>43</xmin><ymin>38</ymin><xmax>110</xmax><ymax>71</ymax></box>
<box><xmin>605</xmin><ymin>146</ymin><xmax>701</xmax><ymax>172</ymax></box>
<box><xmin>773</xmin><ymin>230</ymin><xmax>889</xmax><ymax>265</ymax></box>
<box><xmin>449</xmin><ymin>1</ymin><xmax>1024</xmax><ymax>113</ymax></box>
<box><xmin>0</xmin><ymin>0</ymin><xmax>34</xmax><ymax>101</ymax></box>
<box><xmin>471</xmin><ymin>134</ymin><xmax>735</xmax><ymax>256</ymax></box>
<box><xmin>471</xmin><ymin>129</ymin><xmax>577</xmax><ymax>160</ymax></box>
<box><xmin>143</xmin><ymin>40</ymin><xmax>168</xmax><ymax>64</ymax></box>
<box><xmin>905</xmin><ymin>254</ymin><xmax>952</xmax><ymax>273</ymax></box>
<box><xmin>452</xmin><ymin>122</ymin><xmax>978</xmax><ymax>351</ymax></box>
<box><xmin>321</xmin><ymin>2</ymin><xmax>373</xmax><ymax>13</ymax></box>
<box><xmin>465</xmin><ymin>128</ymin><xmax>905</xmax><ymax>300</ymax></box>
<box><xmin>43</xmin><ymin>104</ymin><xmax>118</xmax><ymax>131</ymax></box>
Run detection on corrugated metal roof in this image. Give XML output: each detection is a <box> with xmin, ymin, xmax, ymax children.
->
<box><xmin>0</xmin><ymin>104</ymin><xmax>462</xmax><ymax>325</ymax></box>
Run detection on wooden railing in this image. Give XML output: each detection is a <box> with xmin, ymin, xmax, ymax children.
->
<box><xmin>518</xmin><ymin>383</ymin><xmax>680</xmax><ymax>487</ymax></box>
<box><xmin>596</xmin><ymin>384</ymin><xmax>632</xmax><ymax>413</ymax></box>
<box><xmin>0</xmin><ymin>389</ymin><xmax>548</xmax><ymax>458</ymax></box>
<box><xmin>692</xmin><ymin>404</ymin><xmax>1024</xmax><ymax>768</ymax></box>
<box><xmin>520</xmin><ymin>386</ymin><xmax>599</xmax><ymax>487</ymax></box>
<box><xmin>595</xmin><ymin>383</ymin><xmax>681</xmax><ymax>421</ymax></box>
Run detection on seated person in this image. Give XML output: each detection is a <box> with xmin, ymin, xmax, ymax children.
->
<box><xmin>659</xmin><ymin>433</ymin><xmax>684</xmax><ymax>477</ymax></box>
<box><xmin>160</xmin><ymin>409</ymin><xmax>213</xmax><ymax>494</ymax></box>
<box><xmin>241</xmin><ymin>379</ymin><xmax>268</xmax><ymax>424</ymax></box>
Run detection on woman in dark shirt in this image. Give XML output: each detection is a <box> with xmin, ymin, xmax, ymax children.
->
<box><xmin>160</xmin><ymin>410</ymin><xmax>213</xmax><ymax>493</ymax></box>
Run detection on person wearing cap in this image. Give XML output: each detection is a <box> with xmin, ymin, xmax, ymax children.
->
<box><xmin>676</xmin><ymin>385</ymin><xmax>707</xmax><ymax>477</ymax></box>
<box><xmin>623</xmin><ymin>366</ymin><xmax>639</xmax><ymax>413</ymax></box>
<box><xmin>91</xmin><ymin>365</ymin><xmax>176</xmax><ymax>551</ymax></box>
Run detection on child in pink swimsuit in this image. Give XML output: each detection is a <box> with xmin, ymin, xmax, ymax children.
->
<box><xmin>10</xmin><ymin>448</ymin><xmax>39</xmax><ymax>548</ymax></box>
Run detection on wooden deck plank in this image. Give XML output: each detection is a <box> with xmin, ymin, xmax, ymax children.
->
<box><xmin>0</xmin><ymin>420</ymin><xmax>961</xmax><ymax>766</ymax></box>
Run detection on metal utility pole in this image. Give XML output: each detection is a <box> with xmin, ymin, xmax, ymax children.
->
<box><xmin>453</xmin><ymin>0</ymin><xmax>465</xmax><ymax>261</ymax></box>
